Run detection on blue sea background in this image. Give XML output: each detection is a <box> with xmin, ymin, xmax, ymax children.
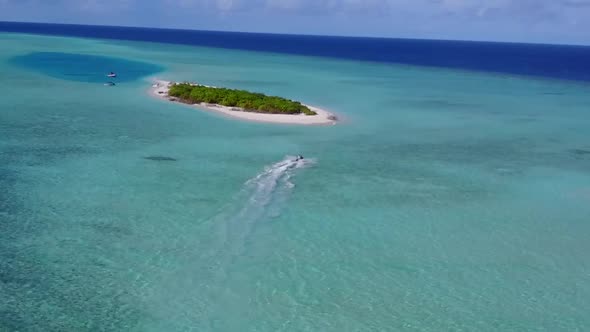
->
<box><xmin>1</xmin><ymin>22</ymin><xmax>590</xmax><ymax>331</ymax></box>
<box><xmin>2</xmin><ymin>22</ymin><xmax>590</xmax><ymax>82</ymax></box>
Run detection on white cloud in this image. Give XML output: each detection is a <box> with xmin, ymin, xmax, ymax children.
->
<box><xmin>1</xmin><ymin>0</ymin><xmax>589</xmax><ymax>44</ymax></box>
<box><xmin>73</xmin><ymin>0</ymin><xmax>135</xmax><ymax>12</ymax></box>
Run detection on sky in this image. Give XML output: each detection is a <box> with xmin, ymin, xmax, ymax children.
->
<box><xmin>1</xmin><ymin>0</ymin><xmax>590</xmax><ymax>45</ymax></box>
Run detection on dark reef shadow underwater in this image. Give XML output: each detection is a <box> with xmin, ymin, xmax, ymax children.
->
<box><xmin>9</xmin><ymin>52</ymin><xmax>163</xmax><ymax>83</ymax></box>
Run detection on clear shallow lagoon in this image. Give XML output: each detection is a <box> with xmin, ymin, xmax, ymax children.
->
<box><xmin>10</xmin><ymin>52</ymin><xmax>163</xmax><ymax>83</ymax></box>
<box><xmin>1</xmin><ymin>31</ymin><xmax>590</xmax><ymax>331</ymax></box>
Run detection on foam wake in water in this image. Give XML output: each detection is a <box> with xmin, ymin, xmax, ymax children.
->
<box><xmin>245</xmin><ymin>155</ymin><xmax>313</xmax><ymax>205</ymax></box>
<box><xmin>130</xmin><ymin>156</ymin><xmax>315</xmax><ymax>328</ymax></box>
<box><xmin>205</xmin><ymin>156</ymin><xmax>315</xmax><ymax>275</ymax></box>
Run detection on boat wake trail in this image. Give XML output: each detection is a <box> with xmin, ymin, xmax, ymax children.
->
<box><xmin>204</xmin><ymin>156</ymin><xmax>314</xmax><ymax>274</ymax></box>
<box><xmin>244</xmin><ymin>155</ymin><xmax>313</xmax><ymax>214</ymax></box>
<box><xmin>142</xmin><ymin>156</ymin><xmax>315</xmax><ymax>325</ymax></box>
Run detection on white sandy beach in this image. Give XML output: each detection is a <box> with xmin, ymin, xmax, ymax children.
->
<box><xmin>149</xmin><ymin>79</ymin><xmax>337</xmax><ymax>125</ymax></box>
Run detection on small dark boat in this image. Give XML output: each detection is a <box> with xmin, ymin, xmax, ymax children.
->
<box><xmin>104</xmin><ymin>82</ymin><xmax>116</xmax><ymax>86</ymax></box>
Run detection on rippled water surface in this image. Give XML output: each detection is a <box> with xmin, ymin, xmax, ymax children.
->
<box><xmin>1</xmin><ymin>32</ymin><xmax>589</xmax><ymax>331</ymax></box>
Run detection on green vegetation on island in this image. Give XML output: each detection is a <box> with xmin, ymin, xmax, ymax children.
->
<box><xmin>168</xmin><ymin>83</ymin><xmax>317</xmax><ymax>115</ymax></box>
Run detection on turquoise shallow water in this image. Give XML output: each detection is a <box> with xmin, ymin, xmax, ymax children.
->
<box><xmin>10</xmin><ymin>52</ymin><xmax>163</xmax><ymax>83</ymax></box>
<box><xmin>1</xmin><ymin>33</ymin><xmax>590</xmax><ymax>331</ymax></box>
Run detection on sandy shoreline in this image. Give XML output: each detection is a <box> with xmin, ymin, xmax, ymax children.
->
<box><xmin>148</xmin><ymin>79</ymin><xmax>337</xmax><ymax>125</ymax></box>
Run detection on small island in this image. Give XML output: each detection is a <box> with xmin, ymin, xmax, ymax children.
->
<box><xmin>149</xmin><ymin>79</ymin><xmax>337</xmax><ymax>125</ymax></box>
<box><xmin>169</xmin><ymin>83</ymin><xmax>317</xmax><ymax>115</ymax></box>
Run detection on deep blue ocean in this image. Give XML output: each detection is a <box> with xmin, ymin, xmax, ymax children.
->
<box><xmin>1</xmin><ymin>21</ymin><xmax>590</xmax><ymax>82</ymax></box>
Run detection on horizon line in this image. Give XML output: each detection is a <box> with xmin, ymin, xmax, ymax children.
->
<box><xmin>1</xmin><ymin>20</ymin><xmax>589</xmax><ymax>48</ymax></box>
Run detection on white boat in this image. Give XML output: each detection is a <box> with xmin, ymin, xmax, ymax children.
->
<box><xmin>107</xmin><ymin>72</ymin><xmax>117</xmax><ymax>78</ymax></box>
